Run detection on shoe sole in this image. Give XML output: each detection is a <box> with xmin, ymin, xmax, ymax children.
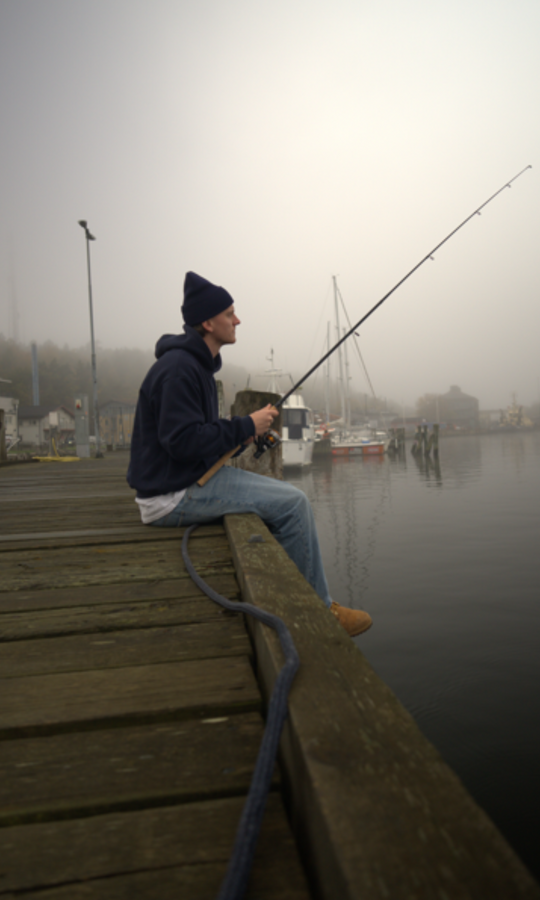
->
<box><xmin>348</xmin><ymin>619</ymin><xmax>373</xmax><ymax>637</ymax></box>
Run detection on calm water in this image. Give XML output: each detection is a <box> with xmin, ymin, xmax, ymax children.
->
<box><xmin>285</xmin><ymin>431</ymin><xmax>540</xmax><ymax>881</ymax></box>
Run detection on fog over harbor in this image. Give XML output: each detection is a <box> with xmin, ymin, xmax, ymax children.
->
<box><xmin>1</xmin><ymin>0</ymin><xmax>539</xmax><ymax>411</ymax></box>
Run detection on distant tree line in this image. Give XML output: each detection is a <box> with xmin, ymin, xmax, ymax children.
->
<box><xmin>1</xmin><ymin>334</ymin><xmax>406</xmax><ymax>422</ymax></box>
<box><xmin>0</xmin><ymin>335</ymin><xmax>154</xmax><ymax>409</ymax></box>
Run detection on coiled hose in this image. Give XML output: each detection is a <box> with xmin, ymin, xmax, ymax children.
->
<box><xmin>181</xmin><ymin>524</ymin><xmax>300</xmax><ymax>900</ymax></box>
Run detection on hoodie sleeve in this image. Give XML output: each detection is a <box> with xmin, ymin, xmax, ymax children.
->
<box><xmin>153</xmin><ymin>368</ymin><xmax>255</xmax><ymax>466</ymax></box>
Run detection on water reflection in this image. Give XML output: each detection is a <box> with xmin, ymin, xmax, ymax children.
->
<box><xmin>430</xmin><ymin>436</ymin><xmax>482</xmax><ymax>489</ymax></box>
<box><xmin>500</xmin><ymin>432</ymin><xmax>530</xmax><ymax>475</ymax></box>
<box><xmin>289</xmin><ymin>453</ymin><xmax>396</xmax><ymax>606</ymax></box>
<box><xmin>411</xmin><ymin>448</ymin><xmax>442</xmax><ymax>486</ymax></box>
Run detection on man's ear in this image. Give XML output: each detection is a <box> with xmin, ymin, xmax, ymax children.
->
<box><xmin>201</xmin><ymin>319</ymin><xmax>213</xmax><ymax>333</ymax></box>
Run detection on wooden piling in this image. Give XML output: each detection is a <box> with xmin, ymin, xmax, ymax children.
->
<box><xmin>387</xmin><ymin>427</ymin><xmax>406</xmax><ymax>453</ymax></box>
<box><xmin>412</xmin><ymin>423</ymin><xmax>439</xmax><ymax>457</ymax></box>
<box><xmin>229</xmin><ymin>389</ymin><xmax>283</xmax><ymax>479</ymax></box>
<box><xmin>411</xmin><ymin>424</ymin><xmax>422</xmax><ymax>455</ymax></box>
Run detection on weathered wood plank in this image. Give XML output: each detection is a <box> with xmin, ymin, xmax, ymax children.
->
<box><xmin>0</xmin><ymin>536</ymin><xmax>234</xmax><ymax>592</ymax></box>
<box><xmin>0</xmin><ymin>462</ymin><xmax>130</xmax><ymax>490</ymax></box>
<box><xmin>0</xmin><ymin>524</ymin><xmax>224</xmax><ymax>548</ymax></box>
<box><xmin>0</xmin><ymin>479</ymin><xmax>134</xmax><ymax>491</ymax></box>
<box><xmin>0</xmin><ymin>596</ymin><xmax>239</xmax><ymax>642</ymax></box>
<box><xmin>225</xmin><ymin>513</ymin><xmax>540</xmax><ymax>900</ymax></box>
<box><xmin>0</xmin><ymin>500</ymin><xmax>138</xmax><ymax>512</ymax></box>
<box><xmin>0</xmin><ymin>534</ymin><xmax>229</xmax><ymax>568</ymax></box>
<box><xmin>0</xmin><ymin>713</ymin><xmax>269</xmax><ymax>825</ymax></box>
<box><xmin>0</xmin><ymin>503</ymin><xmax>138</xmax><ymax>515</ymax></box>
<box><xmin>0</xmin><ymin>496</ymin><xmax>138</xmax><ymax>508</ymax></box>
<box><xmin>0</xmin><ymin>619</ymin><xmax>249</xmax><ymax>677</ymax></box>
<box><xmin>0</xmin><ymin>528</ymin><xmax>173</xmax><ymax>546</ymax></box>
<box><xmin>0</xmin><ymin>575</ymin><xmax>239</xmax><ymax>613</ymax></box>
<box><xmin>0</xmin><ymin>794</ymin><xmax>310</xmax><ymax>898</ymax></box>
<box><xmin>0</xmin><ymin>657</ymin><xmax>261</xmax><ymax>738</ymax></box>
<box><xmin>0</xmin><ymin>498</ymin><xmax>132</xmax><ymax>511</ymax></box>
<box><xmin>0</xmin><ymin>861</ymin><xmax>309</xmax><ymax>900</ymax></box>
<box><xmin>0</xmin><ymin>561</ymin><xmax>234</xmax><ymax>592</ymax></box>
<box><xmin>0</xmin><ymin>481</ymin><xmax>134</xmax><ymax>494</ymax></box>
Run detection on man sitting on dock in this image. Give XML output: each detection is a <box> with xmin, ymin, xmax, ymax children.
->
<box><xmin>127</xmin><ymin>271</ymin><xmax>372</xmax><ymax>637</ymax></box>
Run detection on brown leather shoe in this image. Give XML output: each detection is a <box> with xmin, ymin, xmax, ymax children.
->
<box><xmin>330</xmin><ymin>601</ymin><xmax>373</xmax><ymax>637</ymax></box>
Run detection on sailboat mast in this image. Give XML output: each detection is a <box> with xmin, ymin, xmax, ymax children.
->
<box><xmin>343</xmin><ymin>327</ymin><xmax>351</xmax><ymax>429</ymax></box>
<box><xmin>265</xmin><ymin>348</ymin><xmax>282</xmax><ymax>394</ymax></box>
<box><xmin>333</xmin><ymin>276</ymin><xmax>346</xmax><ymax>424</ymax></box>
<box><xmin>325</xmin><ymin>321</ymin><xmax>331</xmax><ymax>424</ymax></box>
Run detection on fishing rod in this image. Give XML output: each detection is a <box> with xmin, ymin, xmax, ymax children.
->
<box><xmin>198</xmin><ymin>164</ymin><xmax>531</xmax><ymax>486</ymax></box>
<box><xmin>277</xmin><ymin>164</ymin><xmax>532</xmax><ymax>411</ymax></box>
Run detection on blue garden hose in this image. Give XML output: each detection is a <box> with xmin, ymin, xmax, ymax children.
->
<box><xmin>181</xmin><ymin>524</ymin><xmax>300</xmax><ymax>900</ymax></box>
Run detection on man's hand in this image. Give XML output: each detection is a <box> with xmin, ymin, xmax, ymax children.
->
<box><xmin>249</xmin><ymin>404</ymin><xmax>279</xmax><ymax>437</ymax></box>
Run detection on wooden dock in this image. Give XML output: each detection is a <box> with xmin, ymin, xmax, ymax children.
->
<box><xmin>1</xmin><ymin>453</ymin><xmax>539</xmax><ymax>899</ymax></box>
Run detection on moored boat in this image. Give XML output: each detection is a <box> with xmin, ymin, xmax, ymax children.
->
<box><xmin>331</xmin><ymin>427</ymin><xmax>388</xmax><ymax>457</ymax></box>
<box><xmin>281</xmin><ymin>392</ymin><xmax>315</xmax><ymax>467</ymax></box>
<box><xmin>263</xmin><ymin>350</ymin><xmax>315</xmax><ymax>467</ymax></box>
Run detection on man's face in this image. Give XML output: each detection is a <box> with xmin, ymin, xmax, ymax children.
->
<box><xmin>205</xmin><ymin>305</ymin><xmax>240</xmax><ymax>347</ymax></box>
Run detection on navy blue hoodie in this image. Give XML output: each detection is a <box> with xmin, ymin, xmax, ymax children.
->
<box><xmin>127</xmin><ymin>327</ymin><xmax>255</xmax><ymax>496</ymax></box>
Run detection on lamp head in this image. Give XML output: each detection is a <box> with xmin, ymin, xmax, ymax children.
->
<box><xmin>78</xmin><ymin>220</ymin><xmax>96</xmax><ymax>240</ymax></box>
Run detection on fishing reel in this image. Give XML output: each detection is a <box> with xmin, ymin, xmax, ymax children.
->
<box><xmin>253</xmin><ymin>429</ymin><xmax>282</xmax><ymax>459</ymax></box>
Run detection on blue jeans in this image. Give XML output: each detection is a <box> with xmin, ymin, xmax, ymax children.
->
<box><xmin>150</xmin><ymin>467</ymin><xmax>331</xmax><ymax>607</ymax></box>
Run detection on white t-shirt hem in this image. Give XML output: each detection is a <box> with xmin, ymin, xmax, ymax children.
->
<box><xmin>135</xmin><ymin>490</ymin><xmax>186</xmax><ymax>524</ymax></box>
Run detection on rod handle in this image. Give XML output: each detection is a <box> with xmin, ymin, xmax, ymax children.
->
<box><xmin>197</xmin><ymin>445</ymin><xmax>241</xmax><ymax>487</ymax></box>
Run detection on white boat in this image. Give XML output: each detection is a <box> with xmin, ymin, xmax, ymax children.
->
<box><xmin>264</xmin><ymin>351</ymin><xmax>315</xmax><ymax>467</ymax></box>
<box><xmin>281</xmin><ymin>391</ymin><xmax>315</xmax><ymax>467</ymax></box>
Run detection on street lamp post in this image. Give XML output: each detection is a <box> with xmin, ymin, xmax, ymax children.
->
<box><xmin>78</xmin><ymin>220</ymin><xmax>103</xmax><ymax>458</ymax></box>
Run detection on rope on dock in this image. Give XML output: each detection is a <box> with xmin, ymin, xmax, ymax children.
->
<box><xmin>182</xmin><ymin>524</ymin><xmax>300</xmax><ymax>900</ymax></box>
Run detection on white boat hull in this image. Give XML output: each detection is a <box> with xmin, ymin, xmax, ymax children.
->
<box><xmin>282</xmin><ymin>437</ymin><xmax>314</xmax><ymax>467</ymax></box>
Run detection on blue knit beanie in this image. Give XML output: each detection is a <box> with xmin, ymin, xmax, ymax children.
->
<box><xmin>182</xmin><ymin>272</ymin><xmax>234</xmax><ymax>326</ymax></box>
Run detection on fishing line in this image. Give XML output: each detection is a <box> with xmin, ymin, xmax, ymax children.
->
<box><xmin>275</xmin><ymin>165</ymin><xmax>532</xmax><ymax>412</ymax></box>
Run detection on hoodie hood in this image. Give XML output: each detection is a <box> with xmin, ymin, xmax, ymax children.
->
<box><xmin>154</xmin><ymin>326</ymin><xmax>222</xmax><ymax>373</ymax></box>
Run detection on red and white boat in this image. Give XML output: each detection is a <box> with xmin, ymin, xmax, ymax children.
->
<box><xmin>331</xmin><ymin>428</ymin><xmax>388</xmax><ymax>457</ymax></box>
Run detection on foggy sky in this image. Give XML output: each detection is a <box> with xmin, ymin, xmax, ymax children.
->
<box><xmin>1</xmin><ymin>0</ymin><xmax>538</xmax><ymax>410</ymax></box>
